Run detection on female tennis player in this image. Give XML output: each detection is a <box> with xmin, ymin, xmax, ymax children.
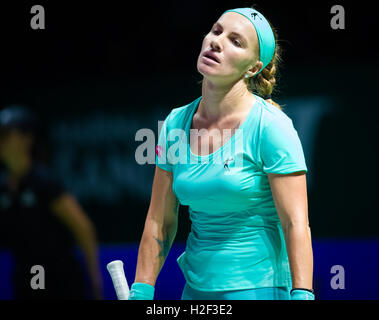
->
<box><xmin>129</xmin><ymin>6</ymin><xmax>314</xmax><ymax>300</ymax></box>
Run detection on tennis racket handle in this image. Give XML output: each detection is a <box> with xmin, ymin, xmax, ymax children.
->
<box><xmin>107</xmin><ymin>260</ymin><xmax>130</xmax><ymax>300</ymax></box>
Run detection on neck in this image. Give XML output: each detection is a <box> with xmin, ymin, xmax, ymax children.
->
<box><xmin>199</xmin><ymin>78</ymin><xmax>255</xmax><ymax>121</ymax></box>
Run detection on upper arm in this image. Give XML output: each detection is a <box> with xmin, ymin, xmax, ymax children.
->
<box><xmin>268</xmin><ymin>171</ymin><xmax>309</xmax><ymax>227</ymax></box>
<box><xmin>147</xmin><ymin>165</ymin><xmax>179</xmax><ymax>229</ymax></box>
<box><xmin>50</xmin><ymin>193</ymin><xmax>94</xmax><ymax>233</ymax></box>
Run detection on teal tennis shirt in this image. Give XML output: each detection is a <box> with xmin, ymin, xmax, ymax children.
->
<box><xmin>155</xmin><ymin>94</ymin><xmax>308</xmax><ymax>291</ymax></box>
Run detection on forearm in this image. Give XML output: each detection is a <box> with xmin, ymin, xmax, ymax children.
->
<box><xmin>282</xmin><ymin>222</ymin><xmax>313</xmax><ymax>289</ymax></box>
<box><xmin>134</xmin><ymin>218</ymin><xmax>177</xmax><ymax>286</ymax></box>
<box><xmin>74</xmin><ymin>225</ymin><xmax>102</xmax><ymax>288</ymax></box>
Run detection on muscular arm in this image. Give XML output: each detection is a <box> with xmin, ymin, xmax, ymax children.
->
<box><xmin>268</xmin><ymin>171</ymin><xmax>313</xmax><ymax>290</ymax></box>
<box><xmin>50</xmin><ymin>193</ymin><xmax>103</xmax><ymax>298</ymax></box>
<box><xmin>134</xmin><ymin>165</ymin><xmax>180</xmax><ymax>286</ymax></box>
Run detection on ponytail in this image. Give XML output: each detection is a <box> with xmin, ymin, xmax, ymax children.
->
<box><xmin>247</xmin><ymin>17</ymin><xmax>283</xmax><ymax>111</ymax></box>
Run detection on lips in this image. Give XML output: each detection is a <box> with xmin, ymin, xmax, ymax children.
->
<box><xmin>202</xmin><ymin>51</ymin><xmax>220</xmax><ymax>64</ymax></box>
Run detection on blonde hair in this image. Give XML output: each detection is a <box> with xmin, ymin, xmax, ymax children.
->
<box><xmin>247</xmin><ymin>7</ymin><xmax>283</xmax><ymax>111</ymax></box>
<box><xmin>198</xmin><ymin>7</ymin><xmax>284</xmax><ymax>111</ymax></box>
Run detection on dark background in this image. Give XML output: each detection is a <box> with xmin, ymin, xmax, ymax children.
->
<box><xmin>0</xmin><ymin>0</ymin><xmax>378</xmax><ymax>299</ymax></box>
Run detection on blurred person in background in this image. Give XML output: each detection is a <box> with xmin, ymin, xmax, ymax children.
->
<box><xmin>0</xmin><ymin>105</ymin><xmax>103</xmax><ymax>299</ymax></box>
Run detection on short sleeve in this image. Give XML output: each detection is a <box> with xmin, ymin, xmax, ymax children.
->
<box><xmin>260</xmin><ymin>116</ymin><xmax>308</xmax><ymax>174</ymax></box>
<box><xmin>44</xmin><ymin>176</ymin><xmax>66</xmax><ymax>203</ymax></box>
<box><xmin>34</xmin><ymin>165</ymin><xmax>67</xmax><ymax>203</ymax></box>
<box><xmin>155</xmin><ymin>114</ymin><xmax>173</xmax><ymax>172</ymax></box>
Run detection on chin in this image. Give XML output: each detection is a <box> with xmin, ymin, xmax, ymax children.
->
<box><xmin>197</xmin><ymin>61</ymin><xmax>218</xmax><ymax>78</ymax></box>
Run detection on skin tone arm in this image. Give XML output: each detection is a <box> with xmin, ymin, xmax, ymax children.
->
<box><xmin>268</xmin><ymin>171</ymin><xmax>313</xmax><ymax>290</ymax></box>
<box><xmin>134</xmin><ymin>165</ymin><xmax>180</xmax><ymax>286</ymax></box>
<box><xmin>50</xmin><ymin>194</ymin><xmax>103</xmax><ymax>299</ymax></box>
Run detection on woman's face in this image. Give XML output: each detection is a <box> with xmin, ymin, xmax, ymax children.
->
<box><xmin>197</xmin><ymin>12</ymin><xmax>261</xmax><ymax>85</ymax></box>
<box><xmin>0</xmin><ymin>128</ymin><xmax>33</xmax><ymax>160</ymax></box>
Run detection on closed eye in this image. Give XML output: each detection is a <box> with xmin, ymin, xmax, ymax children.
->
<box><xmin>232</xmin><ymin>38</ymin><xmax>242</xmax><ymax>47</ymax></box>
<box><xmin>211</xmin><ymin>28</ymin><xmax>244</xmax><ymax>47</ymax></box>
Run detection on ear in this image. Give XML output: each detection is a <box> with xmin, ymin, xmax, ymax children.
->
<box><xmin>246</xmin><ymin>61</ymin><xmax>263</xmax><ymax>78</ymax></box>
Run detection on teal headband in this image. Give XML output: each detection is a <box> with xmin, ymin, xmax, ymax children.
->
<box><xmin>222</xmin><ymin>8</ymin><xmax>276</xmax><ymax>75</ymax></box>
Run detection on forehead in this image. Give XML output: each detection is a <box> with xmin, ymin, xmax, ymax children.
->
<box><xmin>216</xmin><ymin>12</ymin><xmax>258</xmax><ymax>45</ymax></box>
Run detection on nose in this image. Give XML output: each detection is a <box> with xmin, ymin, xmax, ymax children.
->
<box><xmin>210</xmin><ymin>37</ymin><xmax>222</xmax><ymax>52</ymax></box>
